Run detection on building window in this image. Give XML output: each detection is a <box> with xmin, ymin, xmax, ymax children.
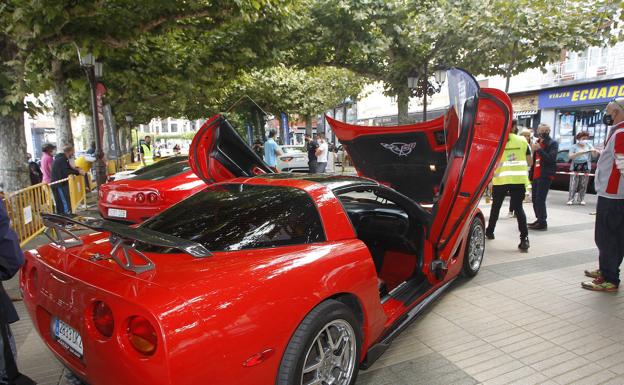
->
<box><xmin>170</xmin><ymin>123</ymin><xmax>178</xmax><ymax>132</ymax></box>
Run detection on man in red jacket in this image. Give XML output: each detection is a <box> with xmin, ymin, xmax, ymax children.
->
<box><xmin>583</xmin><ymin>98</ymin><xmax>624</xmax><ymax>292</ymax></box>
<box><xmin>528</xmin><ymin>123</ymin><xmax>559</xmax><ymax>231</ymax></box>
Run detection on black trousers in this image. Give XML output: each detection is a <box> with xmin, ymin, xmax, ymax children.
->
<box><xmin>596</xmin><ymin>196</ymin><xmax>624</xmax><ymax>286</ymax></box>
<box><xmin>487</xmin><ymin>184</ymin><xmax>528</xmax><ymax>238</ymax></box>
<box><xmin>532</xmin><ymin>177</ymin><xmax>552</xmax><ymax>225</ymax></box>
<box><xmin>308</xmin><ymin>160</ymin><xmax>317</xmax><ymax>174</ymax></box>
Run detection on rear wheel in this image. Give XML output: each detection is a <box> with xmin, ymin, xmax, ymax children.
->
<box><xmin>462</xmin><ymin>216</ymin><xmax>485</xmax><ymax>277</ymax></box>
<box><xmin>277</xmin><ymin>300</ymin><xmax>361</xmax><ymax>385</ymax></box>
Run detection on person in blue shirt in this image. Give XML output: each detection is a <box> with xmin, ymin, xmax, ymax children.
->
<box><xmin>263</xmin><ymin>129</ymin><xmax>283</xmax><ymax>170</ymax></box>
<box><xmin>568</xmin><ymin>131</ymin><xmax>597</xmax><ymax>205</ymax></box>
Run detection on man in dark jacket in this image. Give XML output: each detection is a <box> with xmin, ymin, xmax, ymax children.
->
<box><xmin>0</xmin><ymin>200</ymin><xmax>25</xmax><ymax>383</ymax></box>
<box><xmin>51</xmin><ymin>145</ymin><xmax>82</xmax><ymax>216</ymax></box>
<box><xmin>529</xmin><ymin>123</ymin><xmax>559</xmax><ymax>230</ymax></box>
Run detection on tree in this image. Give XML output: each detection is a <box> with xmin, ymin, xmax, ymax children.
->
<box><xmin>465</xmin><ymin>0</ymin><xmax>619</xmax><ymax>92</ymax></box>
<box><xmin>0</xmin><ymin>0</ymin><xmax>294</xmax><ymax>191</ymax></box>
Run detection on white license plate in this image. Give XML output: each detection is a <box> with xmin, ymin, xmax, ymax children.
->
<box><xmin>52</xmin><ymin>318</ymin><xmax>84</xmax><ymax>358</ymax></box>
<box><xmin>108</xmin><ymin>208</ymin><xmax>127</xmax><ymax>218</ymax></box>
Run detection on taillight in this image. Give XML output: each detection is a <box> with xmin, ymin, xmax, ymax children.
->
<box><xmin>135</xmin><ymin>192</ymin><xmax>145</xmax><ymax>203</ymax></box>
<box><xmin>93</xmin><ymin>301</ymin><xmax>114</xmax><ymax>338</ymax></box>
<box><xmin>147</xmin><ymin>192</ymin><xmax>158</xmax><ymax>204</ymax></box>
<box><xmin>127</xmin><ymin>316</ymin><xmax>157</xmax><ymax>356</ymax></box>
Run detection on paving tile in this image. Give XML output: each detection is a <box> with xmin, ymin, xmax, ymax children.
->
<box><xmin>550</xmin><ymin>362</ymin><xmax>603</xmax><ymax>384</ymax></box>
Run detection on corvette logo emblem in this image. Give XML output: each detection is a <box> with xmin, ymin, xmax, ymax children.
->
<box><xmin>381</xmin><ymin>142</ymin><xmax>417</xmax><ymax>156</ymax></box>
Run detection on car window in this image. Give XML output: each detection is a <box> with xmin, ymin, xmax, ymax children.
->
<box><xmin>132</xmin><ymin>161</ymin><xmax>191</xmax><ymax>181</ymax></box>
<box><xmin>556</xmin><ymin>150</ymin><xmax>569</xmax><ymax>163</ymax></box>
<box><xmin>282</xmin><ymin>146</ymin><xmax>305</xmax><ymax>154</ymax></box>
<box><xmin>140</xmin><ymin>184</ymin><xmax>325</xmax><ymax>251</ymax></box>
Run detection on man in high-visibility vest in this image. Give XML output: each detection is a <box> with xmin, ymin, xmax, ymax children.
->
<box><xmin>139</xmin><ymin>135</ymin><xmax>154</xmax><ymax>166</ymax></box>
<box><xmin>485</xmin><ymin>125</ymin><xmax>533</xmax><ymax>251</ymax></box>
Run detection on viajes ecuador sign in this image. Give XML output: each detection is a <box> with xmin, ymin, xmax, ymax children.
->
<box><xmin>538</xmin><ymin>78</ymin><xmax>624</xmax><ymax>109</ymax></box>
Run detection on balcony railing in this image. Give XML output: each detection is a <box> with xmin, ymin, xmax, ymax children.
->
<box><xmin>542</xmin><ymin>53</ymin><xmax>624</xmax><ymax>85</ymax></box>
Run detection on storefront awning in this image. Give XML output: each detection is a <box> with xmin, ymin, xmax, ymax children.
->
<box><xmin>513</xmin><ymin>110</ymin><xmax>537</xmax><ymax>117</ymax></box>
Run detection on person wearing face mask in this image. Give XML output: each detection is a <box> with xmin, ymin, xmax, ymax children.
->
<box><xmin>528</xmin><ymin>123</ymin><xmax>559</xmax><ymax>230</ymax></box>
<box><xmin>582</xmin><ymin>98</ymin><xmax>624</xmax><ymax>292</ymax></box>
<box><xmin>567</xmin><ymin>131</ymin><xmax>597</xmax><ymax>205</ymax></box>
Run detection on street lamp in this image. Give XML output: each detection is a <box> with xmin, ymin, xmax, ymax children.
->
<box><xmin>407</xmin><ymin>70</ymin><xmax>419</xmax><ymax>89</ymax></box>
<box><xmin>434</xmin><ymin>68</ymin><xmax>447</xmax><ymax>85</ymax></box>
<box><xmin>78</xmin><ymin>47</ymin><xmax>107</xmax><ymax>187</ymax></box>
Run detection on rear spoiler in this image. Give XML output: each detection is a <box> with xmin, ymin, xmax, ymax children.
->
<box><xmin>42</xmin><ymin>213</ymin><xmax>211</xmax><ymax>274</ymax></box>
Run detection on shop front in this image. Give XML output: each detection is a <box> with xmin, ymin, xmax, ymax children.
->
<box><xmin>510</xmin><ymin>93</ymin><xmax>540</xmax><ymax>130</ymax></box>
<box><xmin>538</xmin><ymin>77</ymin><xmax>624</xmax><ymax>149</ymax></box>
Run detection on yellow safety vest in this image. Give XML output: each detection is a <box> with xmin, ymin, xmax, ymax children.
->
<box><xmin>141</xmin><ymin>143</ymin><xmax>154</xmax><ymax>165</ymax></box>
<box><xmin>492</xmin><ymin>134</ymin><xmax>530</xmax><ymax>186</ymax></box>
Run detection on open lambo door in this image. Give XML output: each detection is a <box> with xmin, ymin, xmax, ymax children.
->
<box><xmin>189</xmin><ymin>114</ymin><xmax>274</xmax><ymax>184</ymax></box>
<box><xmin>329</xmin><ymin>68</ymin><xmax>511</xmax><ymax>280</ymax></box>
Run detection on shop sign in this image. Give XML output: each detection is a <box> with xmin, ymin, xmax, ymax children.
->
<box><xmin>538</xmin><ymin>78</ymin><xmax>624</xmax><ymax>109</ymax></box>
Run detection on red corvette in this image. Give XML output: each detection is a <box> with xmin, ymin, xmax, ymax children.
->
<box><xmin>21</xmin><ymin>69</ymin><xmax>511</xmax><ymax>385</ymax></box>
<box><xmin>98</xmin><ymin>156</ymin><xmax>205</xmax><ymax>223</ymax></box>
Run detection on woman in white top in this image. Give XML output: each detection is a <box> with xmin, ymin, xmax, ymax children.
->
<box><xmin>567</xmin><ymin>131</ymin><xmax>596</xmax><ymax>205</ymax></box>
<box><xmin>315</xmin><ymin>134</ymin><xmax>329</xmax><ymax>173</ymax></box>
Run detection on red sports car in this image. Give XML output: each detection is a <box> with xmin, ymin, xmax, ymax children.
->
<box><xmin>21</xmin><ymin>69</ymin><xmax>511</xmax><ymax>385</ymax></box>
<box><xmin>98</xmin><ymin>156</ymin><xmax>205</xmax><ymax>223</ymax></box>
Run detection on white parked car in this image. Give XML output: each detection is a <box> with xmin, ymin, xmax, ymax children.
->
<box><xmin>276</xmin><ymin>145</ymin><xmax>309</xmax><ymax>172</ymax></box>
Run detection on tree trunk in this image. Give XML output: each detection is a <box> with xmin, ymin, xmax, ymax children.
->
<box><xmin>305</xmin><ymin>114</ymin><xmax>313</xmax><ymax>136</ymax></box>
<box><xmin>397</xmin><ymin>90</ymin><xmax>409</xmax><ymax>125</ymax></box>
<box><xmin>505</xmin><ymin>73</ymin><xmax>511</xmax><ymax>93</ymax></box>
<box><xmin>422</xmin><ymin>65</ymin><xmax>428</xmax><ymax>122</ymax></box>
<box><xmin>0</xmin><ymin>113</ymin><xmax>30</xmax><ymax>192</ymax></box>
<box><xmin>125</xmin><ymin>125</ymin><xmax>133</xmax><ymax>155</ymax></box>
<box><xmin>51</xmin><ymin>59</ymin><xmax>74</xmax><ymax>149</ymax></box>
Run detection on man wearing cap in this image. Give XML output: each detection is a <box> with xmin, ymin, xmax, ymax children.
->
<box><xmin>582</xmin><ymin>98</ymin><xmax>624</xmax><ymax>292</ymax></box>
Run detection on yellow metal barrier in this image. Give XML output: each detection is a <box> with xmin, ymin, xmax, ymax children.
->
<box><xmin>2</xmin><ymin>183</ymin><xmax>53</xmax><ymax>246</ymax></box>
<box><xmin>68</xmin><ymin>174</ymin><xmax>87</xmax><ymax>213</ymax></box>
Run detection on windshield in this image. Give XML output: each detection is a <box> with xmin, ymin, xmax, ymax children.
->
<box><xmin>132</xmin><ymin>160</ymin><xmax>191</xmax><ymax>181</ymax></box>
<box><xmin>139</xmin><ymin>184</ymin><xmax>325</xmax><ymax>251</ymax></box>
<box><xmin>130</xmin><ymin>156</ymin><xmax>188</xmax><ymax>177</ymax></box>
<box><xmin>283</xmin><ymin>146</ymin><xmax>305</xmax><ymax>154</ymax></box>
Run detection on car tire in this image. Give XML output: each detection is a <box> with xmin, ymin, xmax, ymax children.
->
<box><xmin>462</xmin><ymin>216</ymin><xmax>485</xmax><ymax>277</ymax></box>
<box><xmin>276</xmin><ymin>299</ymin><xmax>361</xmax><ymax>385</ymax></box>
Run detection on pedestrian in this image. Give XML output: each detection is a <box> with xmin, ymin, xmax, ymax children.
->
<box><xmin>86</xmin><ymin>141</ymin><xmax>96</xmax><ymax>156</ymax></box>
<box><xmin>0</xmin><ymin>200</ymin><xmax>35</xmax><ymax>385</ymax></box>
<box><xmin>139</xmin><ymin>135</ymin><xmax>154</xmax><ymax>166</ymax></box>
<box><xmin>567</xmin><ymin>131</ymin><xmax>596</xmax><ymax>205</ymax></box>
<box><xmin>485</xmin><ymin>128</ymin><xmax>532</xmax><ymax>251</ymax></box>
<box><xmin>51</xmin><ymin>145</ymin><xmax>83</xmax><ymax>216</ymax></box>
<box><xmin>26</xmin><ymin>153</ymin><xmax>42</xmax><ymax>185</ymax></box>
<box><xmin>305</xmin><ymin>134</ymin><xmax>319</xmax><ymax>173</ymax></box>
<box><xmin>528</xmin><ymin>123</ymin><xmax>558</xmax><ymax>231</ymax></box>
<box><xmin>582</xmin><ymin>98</ymin><xmax>624</xmax><ymax>292</ymax></box>
<box><xmin>315</xmin><ymin>133</ymin><xmax>329</xmax><ymax>173</ymax></box>
<box><xmin>506</xmin><ymin>119</ymin><xmax>520</xmax><ymax>218</ymax></box>
<box><xmin>519</xmin><ymin>128</ymin><xmax>533</xmax><ymax>203</ymax></box>
<box><xmin>40</xmin><ymin>143</ymin><xmax>56</xmax><ymax>184</ymax></box>
<box><xmin>263</xmin><ymin>129</ymin><xmax>282</xmax><ymax>172</ymax></box>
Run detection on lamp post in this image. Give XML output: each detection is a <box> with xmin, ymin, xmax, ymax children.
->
<box><xmin>78</xmin><ymin>48</ymin><xmax>107</xmax><ymax>187</ymax></box>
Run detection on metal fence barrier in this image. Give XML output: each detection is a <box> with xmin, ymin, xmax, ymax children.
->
<box><xmin>2</xmin><ymin>174</ymin><xmax>88</xmax><ymax>246</ymax></box>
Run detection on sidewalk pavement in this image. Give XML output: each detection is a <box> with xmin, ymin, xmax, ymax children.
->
<box><xmin>11</xmin><ymin>190</ymin><xmax>624</xmax><ymax>385</ymax></box>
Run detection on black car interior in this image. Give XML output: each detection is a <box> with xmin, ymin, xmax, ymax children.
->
<box><xmin>335</xmin><ymin>186</ymin><xmax>429</xmax><ymax>297</ymax></box>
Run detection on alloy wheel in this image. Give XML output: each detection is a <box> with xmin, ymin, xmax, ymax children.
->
<box><xmin>300</xmin><ymin>319</ymin><xmax>357</xmax><ymax>385</ymax></box>
<box><xmin>468</xmin><ymin>221</ymin><xmax>485</xmax><ymax>271</ymax></box>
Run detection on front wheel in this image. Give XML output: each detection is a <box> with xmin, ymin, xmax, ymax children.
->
<box><xmin>276</xmin><ymin>300</ymin><xmax>361</xmax><ymax>385</ymax></box>
<box><xmin>462</xmin><ymin>216</ymin><xmax>485</xmax><ymax>277</ymax></box>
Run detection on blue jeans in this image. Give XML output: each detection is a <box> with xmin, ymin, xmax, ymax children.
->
<box><xmin>531</xmin><ymin>177</ymin><xmax>552</xmax><ymax>225</ymax></box>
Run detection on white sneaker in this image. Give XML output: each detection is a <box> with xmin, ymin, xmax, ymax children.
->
<box><xmin>567</xmin><ymin>200</ymin><xmax>574</xmax><ymax>205</ymax></box>
<box><xmin>580</xmin><ymin>201</ymin><xmax>586</xmax><ymax>206</ymax></box>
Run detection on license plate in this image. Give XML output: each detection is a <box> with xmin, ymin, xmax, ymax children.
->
<box><xmin>52</xmin><ymin>318</ymin><xmax>84</xmax><ymax>358</ymax></box>
<box><xmin>108</xmin><ymin>208</ymin><xmax>127</xmax><ymax>218</ymax></box>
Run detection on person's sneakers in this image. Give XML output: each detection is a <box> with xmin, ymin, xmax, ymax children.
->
<box><xmin>584</xmin><ymin>269</ymin><xmax>601</xmax><ymax>279</ymax></box>
<box><xmin>485</xmin><ymin>231</ymin><xmax>495</xmax><ymax>240</ymax></box>
<box><xmin>518</xmin><ymin>236</ymin><xmax>530</xmax><ymax>252</ymax></box>
<box><xmin>581</xmin><ymin>277</ymin><xmax>618</xmax><ymax>292</ymax></box>
<box><xmin>580</xmin><ymin>201</ymin><xmax>586</xmax><ymax>206</ymax></box>
<box><xmin>567</xmin><ymin>200</ymin><xmax>574</xmax><ymax>205</ymax></box>
<box><xmin>528</xmin><ymin>222</ymin><xmax>547</xmax><ymax>230</ymax></box>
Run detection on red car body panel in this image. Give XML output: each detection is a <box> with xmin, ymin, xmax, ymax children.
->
<box><xmin>21</xmin><ymin>69</ymin><xmax>512</xmax><ymax>385</ymax></box>
<box><xmin>98</xmin><ymin>166</ymin><xmax>205</xmax><ymax>223</ymax></box>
